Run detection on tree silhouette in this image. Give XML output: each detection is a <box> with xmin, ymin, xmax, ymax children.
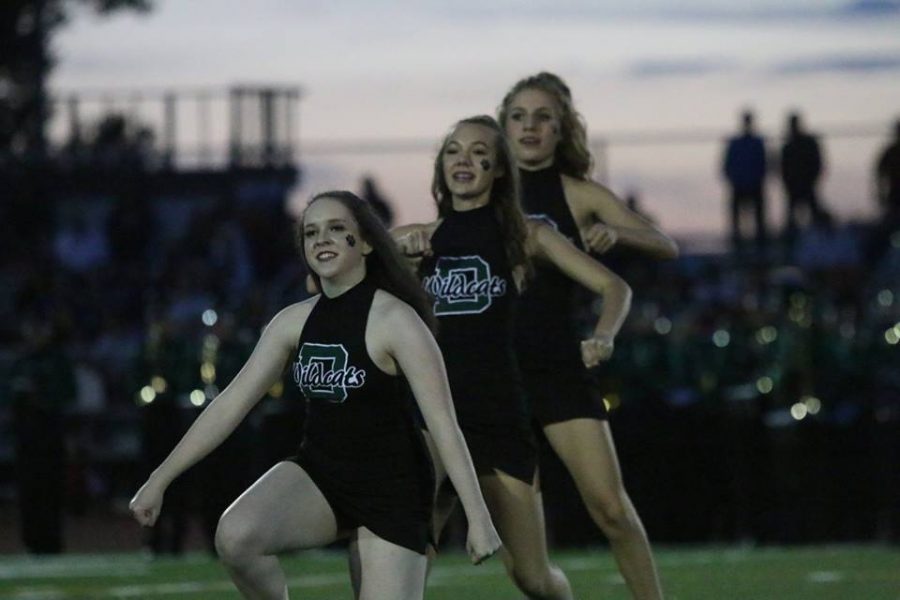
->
<box><xmin>0</xmin><ymin>0</ymin><xmax>154</xmax><ymax>165</ymax></box>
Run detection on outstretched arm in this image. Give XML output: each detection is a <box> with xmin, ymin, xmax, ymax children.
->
<box><xmin>529</xmin><ymin>221</ymin><xmax>632</xmax><ymax>366</ymax></box>
<box><xmin>390</xmin><ymin>221</ymin><xmax>438</xmax><ymax>257</ymax></box>
<box><xmin>130</xmin><ymin>303</ymin><xmax>308</xmax><ymax>526</ymax></box>
<box><xmin>567</xmin><ymin>178</ymin><xmax>679</xmax><ymax>259</ymax></box>
<box><xmin>382</xmin><ymin>302</ymin><xmax>500</xmax><ymax>564</ymax></box>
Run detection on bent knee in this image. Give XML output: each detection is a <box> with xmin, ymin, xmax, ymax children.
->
<box><xmin>510</xmin><ymin>565</ymin><xmax>562</xmax><ymax>598</ymax></box>
<box><xmin>214</xmin><ymin>514</ymin><xmax>260</xmax><ymax>562</ymax></box>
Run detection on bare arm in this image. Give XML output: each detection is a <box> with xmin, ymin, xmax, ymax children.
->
<box><xmin>529</xmin><ymin>221</ymin><xmax>632</xmax><ymax>364</ymax></box>
<box><xmin>141</xmin><ymin>304</ymin><xmax>307</xmax><ymax>490</ymax></box>
<box><xmin>567</xmin><ymin>178</ymin><xmax>679</xmax><ymax>259</ymax></box>
<box><xmin>380</xmin><ymin>301</ymin><xmax>498</xmax><ymax>561</ymax></box>
<box><xmin>390</xmin><ymin>221</ymin><xmax>438</xmax><ymax>257</ymax></box>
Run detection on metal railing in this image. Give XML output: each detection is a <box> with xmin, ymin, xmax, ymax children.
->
<box><xmin>47</xmin><ymin>85</ymin><xmax>302</xmax><ymax>170</ymax></box>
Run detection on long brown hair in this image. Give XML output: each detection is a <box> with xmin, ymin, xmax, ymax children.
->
<box><xmin>498</xmin><ymin>71</ymin><xmax>593</xmax><ymax>180</ymax></box>
<box><xmin>431</xmin><ymin>115</ymin><xmax>532</xmax><ymax>281</ymax></box>
<box><xmin>299</xmin><ymin>191</ymin><xmax>437</xmax><ymax>333</ymax></box>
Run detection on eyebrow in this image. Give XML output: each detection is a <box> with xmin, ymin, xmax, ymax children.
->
<box><xmin>512</xmin><ymin>106</ymin><xmax>554</xmax><ymax>113</ymax></box>
<box><xmin>447</xmin><ymin>140</ymin><xmax>489</xmax><ymax>149</ymax></box>
<box><xmin>304</xmin><ymin>218</ymin><xmax>348</xmax><ymax>228</ymax></box>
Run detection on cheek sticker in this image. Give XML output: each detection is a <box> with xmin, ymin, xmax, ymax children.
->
<box><xmin>346</xmin><ymin>234</ymin><xmax>356</xmax><ymax>247</ymax></box>
<box><xmin>480</xmin><ymin>159</ymin><xmax>492</xmax><ymax>171</ymax></box>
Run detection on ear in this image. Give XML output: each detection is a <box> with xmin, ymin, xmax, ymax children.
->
<box><xmin>361</xmin><ymin>239</ymin><xmax>374</xmax><ymax>256</ymax></box>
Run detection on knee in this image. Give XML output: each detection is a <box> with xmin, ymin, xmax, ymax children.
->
<box><xmin>509</xmin><ymin>564</ymin><xmax>562</xmax><ymax>598</ymax></box>
<box><xmin>214</xmin><ymin>513</ymin><xmax>258</xmax><ymax>564</ymax></box>
<box><xmin>584</xmin><ymin>489</ymin><xmax>635</xmax><ymax>539</ymax></box>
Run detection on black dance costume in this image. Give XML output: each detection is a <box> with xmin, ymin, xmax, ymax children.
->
<box><xmin>420</xmin><ymin>204</ymin><xmax>536</xmax><ymax>484</ymax></box>
<box><xmin>516</xmin><ymin>166</ymin><xmax>608</xmax><ymax>426</ymax></box>
<box><xmin>290</xmin><ymin>278</ymin><xmax>433</xmax><ymax>554</ymax></box>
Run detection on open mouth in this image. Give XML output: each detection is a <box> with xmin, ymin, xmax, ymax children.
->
<box><xmin>452</xmin><ymin>172</ymin><xmax>475</xmax><ymax>182</ymax></box>
<box><xmin>315</xmin><ymin>251</ymin><xmax>338</xmax><ymax>261</ymax></box>
<box><xmin>519</xmin><ymin>136</ymin><xmax>541</xmax><ymax>146</ymax></box>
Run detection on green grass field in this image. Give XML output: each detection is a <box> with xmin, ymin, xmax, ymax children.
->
<box><xmin>0</xmin><ymin>545</ymin><xmax>897</xmax><ymax>599</ymax></box>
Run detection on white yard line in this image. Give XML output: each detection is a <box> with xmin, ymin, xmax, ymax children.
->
<box><xmin>807</xmin><ymin>571</ymin><xmax>845</xmax><ymax>583</ymax></box>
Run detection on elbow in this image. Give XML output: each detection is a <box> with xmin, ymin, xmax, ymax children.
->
<box><xmin>612</xmin><ymin>275</ymin><xmax>633</xmax><ymax>309</ymax></box>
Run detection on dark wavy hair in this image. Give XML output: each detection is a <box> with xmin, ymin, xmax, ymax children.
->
<box><xmin>298</xmin><ymin>191</ymin><xmax>437</xmax><ymax>333</ymax></box>
<box><xmin>498</xmin><ymin>71</ymin><xmax>593</xmax><ymax>180</ymax></box>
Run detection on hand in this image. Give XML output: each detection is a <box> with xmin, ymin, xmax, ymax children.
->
<box><xmin>129</xmin><ymin>479</ymin><xmax>165</xmax><ymax>527</ymax></box>
<box><xmin>396</xmin><ymin>229</ymin><xmax>432</xmax><ymax>257</ymax></box>
<box><xmin>584</xmin><ymin>223</ymin><xmax>618</xmax><ymax>254</ymax></box>
<box><xmin>581</xmin><ymin>334</ymin><xmax>615</xmax><ymax>367</ymax></box>
<box><xmin>465</xmin><ymin>519</ymin><xmax>502</xmax><ymax>565</ymax></box>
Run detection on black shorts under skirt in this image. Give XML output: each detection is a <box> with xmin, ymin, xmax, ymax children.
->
<box><xmin>522</xmin><ymin>364</ymin><xmax>609</xmax><ymax>427</ymax></box>
<box><xmin>288</xmin><ymin>454</ymin><xmax>433</xmax><ymax>555</ymax></box>
<box><xmin>459</xmin><ymin>425</ymin><xmax>537</xmax><ymax>485</ymax></box>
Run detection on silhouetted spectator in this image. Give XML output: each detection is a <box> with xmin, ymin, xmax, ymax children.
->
<box><xmin>8</xmin><ymin>314</ymin><xmax>75</xmax><ymax>554</ymax></box>
<box><xmin>723</xmin><ymin>110</ymin><xmax>768</xmax><ymax>258</ymax></box>
<box><xmin>780</xmin><ymin>112</ymin><xmax>824</xmax><ymax>247</ymax></box>
<box><xmin>868</xmin><ymin>119</ymin><xmax>900</xmax><ymax>263</ymax></box>
<box><xmin>107</xmin><ymin>187</ymin><xmax>155</xmax><ymax>264</ymax></box>
<box><xmin>360</xmin><ymin>175</ymin><xmax>394</xmax><ymax>227</ymax></box>
<box><xmin>876</xmin><ymin>119</ymin><xmax>900</xmax><ymax>223</ymax></box>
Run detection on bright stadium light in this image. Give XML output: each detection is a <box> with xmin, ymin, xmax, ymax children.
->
<box><xmin>201</xmin><ymin>362</ymin><xmax>216</xmax><ymax>383</ymax></box>
<box><xmin>756</xmin><ymin>377</ymin><xmax>774</xmax><ymax>394</ymax></box>
<box><xmin>190</xmin><ymin>389</ymin><xmax>206</xmax><ymax>407</ymax></box>
<box><xmin>151</xmin><ymin>376</ymin><xmax>167</xmax><ymax>393</ymax></box>
<box><xmin>713</xmin><ymin>329</ymin><xmax>730</xmax><ymax>348</ymax></box>
<box><xmin>202</xmin><ymin>309</ymin><xmax>218</xmax><ymax>327</ymax></box>
<box><xmin>885</xmin><ymin>328</ymin><xmax>900</xmax><ymax>346</ymax></box>
<box><xmin>791</xmin><ymin>403</ymin><xmax>808</xmax><ymax>421</ymax></box>
<box><xmin>803</xmin><ymin>396</ymin><xmax>822</xmax><ymax>415</ymax></box>
<box><xmin>139</xmin><ymin>386</ymin><xmax>156</xmax><ymax>405</ymax></box>
<box><xmin>654</xmin><ymin>317</ymin><xmax>672</xmax><ymax>335</ymax></box>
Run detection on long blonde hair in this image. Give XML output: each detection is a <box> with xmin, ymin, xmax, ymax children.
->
<box><xmin>498</xmin><ymin>72</ymin><xmax>593</xmax><ymax>180</ymax></box>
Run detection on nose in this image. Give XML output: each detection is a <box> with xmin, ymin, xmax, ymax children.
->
<box><xmin>523</xmin><ymin>114</ymin><xmax>537</xmax><ymax>131</ymax></box>
<box><xmin>455</xmin><ymin>150</ymin><xmax>474</xmax><ymax>166</ymax></box>
<box><xmin>313</xmin><ymin>229</ymin><xmax>331</xmax><ymax>246</ymax></box>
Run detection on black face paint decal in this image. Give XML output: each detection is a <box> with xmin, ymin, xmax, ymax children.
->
<box><xmin>480</xmin><ymin>159</ymin><xmax>491</xmax><ymax>171</ymax></box>
<box><xmin>346</xmin><ymin>234</ymin><xmax>356</xmax><ymax>247</ymax></box>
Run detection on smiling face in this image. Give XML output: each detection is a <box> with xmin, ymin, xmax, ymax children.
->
<box><xmin>503</xmin><ymin>87</ymin><xmax>563</xmax><ymax>170</ymax></box>
<box><xmin>302</xmin><ymin>197</ymin><xmax>372</xmax><ymax>285</ymax></box>
<box><xmin>440</xmin><ymin>122</ymin><xmax>505</xmax><ymax>208</ymax></box>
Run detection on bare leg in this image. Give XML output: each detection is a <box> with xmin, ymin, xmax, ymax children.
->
<box><xmin>479</xmin><ymin>471</ymin><xmax>573</xmax><ymax>600</ymax></box>
<box><xmin>215</xmin><ymin>462</ymin><xmax>340</xmax><ymax>599</ymax></box>
<box><xmin>348</xmin><ymin>537</ymin><xmax>361</xmax><ymax>600</ymax></box>
<box><xmin>544</xmin><ymin>419</ymin><xmax>664</xmax><ymax>600</ymax></box>
<box><xmin>356</xmin><ymin>527</ymin><xmax>427</xmax><ymax>600</ymax></box>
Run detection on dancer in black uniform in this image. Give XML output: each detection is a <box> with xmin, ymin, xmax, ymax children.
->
<box><xmin>499</xmin><ymin>72</ymin><xmax>678</xmax><ymax>600</ymax></box>
<box><xmin>130</xmin><ymin>191</ymin><xmax>499</xmax><ymax>600</ymax></box>
<box><xmin>394</xmin><ymin>116</ymin><xmax>632</xmax><ymax>599</ymax></box>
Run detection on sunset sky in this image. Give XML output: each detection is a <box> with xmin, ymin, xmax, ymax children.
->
<box><xmin>50</xmin><ymin>0</ymin><xmax>900</xmax><ymax>241</ymax></box>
